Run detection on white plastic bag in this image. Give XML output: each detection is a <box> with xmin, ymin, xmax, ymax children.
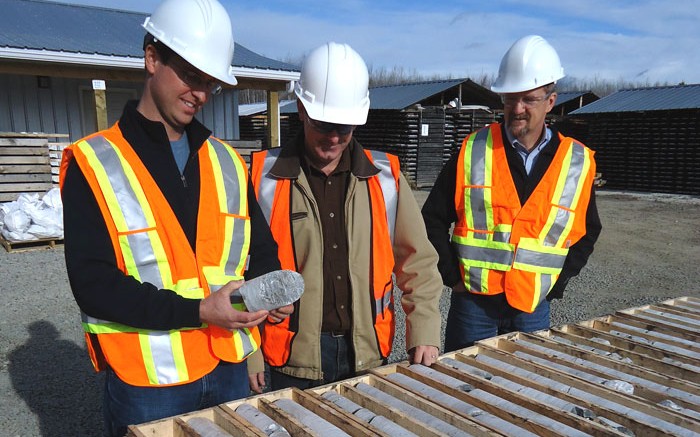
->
<box><xmin>0</xmin><ymin>188</ymin><xmax>64</xmax><ymax>241</ymax></box>
<box><xmin>3</xmin><ymin>209</ymin><xmax>31</xmax><ymax>233</ymax></box>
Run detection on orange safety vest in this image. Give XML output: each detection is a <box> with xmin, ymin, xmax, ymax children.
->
<box><xmin>250</xmin><ymin>148</ymin><xmax>400</xmax><ymax>365</ymax></box>
<box><xmin>453</xmin><ymin>124</ymin><xmax>595</xmax><ymax>312</ymax></box>
<box><xmin>59</xmin><ymin>123</ymin><xmax>258</xmax><ymax>386</ymax></box>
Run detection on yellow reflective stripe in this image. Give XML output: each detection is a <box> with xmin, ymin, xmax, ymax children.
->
<box><xmin>173</xmin><ymin>277</ymin><xmax>204</xmax><ymax>299</ymax></box>
<box><xmin>531</xmin><ymin>274</ymin><xmax>543</xmax><ymax>312</ymax></box>
<box><xmin>236</xmin><ymin>328</ymin><xmax>258</xmax><ymax>359</ymax></box>
<box><xmin>140</xmin><ymin>333</ymin><xmax>158</xmax><ymax>384</ymax></box>
<box><xmin>83</xmin><ymin>320</ymin><xmax>203</xmax><ymax>334</ymax></box>
<box><xmin>170</xmin><ymin>331</ymin><xmax>189</xmax><ymax>383</ymax></box>
<box><xmin>118</xmin><ymin>233</ymin><xmax>140</xmax><ymax>280</ymax></box>
<box><xmin>231</xmin><ymin>302</ymin><xmax>247</xmax><ymax>312</ymax></box>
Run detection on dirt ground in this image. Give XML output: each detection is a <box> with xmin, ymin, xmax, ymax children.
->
<box><xmin>1</xmin><ymin>189</ymin><xmax>699</xmax><ymax>436</ymax></box>
<box><xmin>553</xmin><ymin>190</ymin><xmax>700</xmax><ymax>324</ymax></box>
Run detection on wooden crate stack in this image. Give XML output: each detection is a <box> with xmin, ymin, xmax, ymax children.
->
<box><xmin>0</xmin><ymin>132</ymin><xmax>69</xmax><ymax>202</ymax></box>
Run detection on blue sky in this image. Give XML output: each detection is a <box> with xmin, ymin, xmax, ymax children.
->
<box><xmin>52</xmin><ymin>0</ymin><xmax>700</xmax><ymax>85</ymax></box>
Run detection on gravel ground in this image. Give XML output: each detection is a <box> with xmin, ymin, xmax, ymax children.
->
<box><xmin>1</xmin><ymin>189</ymin><xmax>699</xmax><ymax>436</ymax></box>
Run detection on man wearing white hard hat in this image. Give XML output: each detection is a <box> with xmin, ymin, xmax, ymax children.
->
<box><xmin>250</xmin><ymin>42</ymin><xmax>444</xmax><ymax>390</ymax></box>
<box><xmin>422</xmin><ymin>35</ymin><xmax>601</xmax><ymax>351</ymax></box>
<box><xmin>60</xmin><ymin>0</ymin><xmax>291</xmax><ymax>434</ymax></box>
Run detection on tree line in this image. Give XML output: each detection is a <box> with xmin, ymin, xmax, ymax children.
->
<box><xmin>237</xmin><ymin>62</ymin><xmax>674</xmax><ymax>104</ymax></box>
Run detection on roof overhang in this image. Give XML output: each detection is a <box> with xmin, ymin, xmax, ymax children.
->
<box><xmin>0</xmin><ymin>47</ymin><xmax>299</xmax><ymax>91</ymax></box>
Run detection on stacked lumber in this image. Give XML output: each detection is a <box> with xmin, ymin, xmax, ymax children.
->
<box><xmin>127</xmin><ymin>296</ymin><xmax>700</xmax><ymax>436</ymax></box>
<box><xmin>0</xmin><ymin>132</ymin><xmax>68</xmax><ymax>201</ymax></box>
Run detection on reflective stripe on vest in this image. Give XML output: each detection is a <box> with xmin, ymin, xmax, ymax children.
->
<box><xmin>201</xmin><ymin>138</ymin><xmax>250</xmax><ymax>293</ymax></box>
<box><xmin>367</xmin><ymin>150</ymin><xmax>398</xmax><ymax>243</ymax></box>
<box><xmin>254</xmin><ymin>148</ymin><xmax>282</xmax><ymax>224</ymax></box>
<box><xmin>453</xmin><ymin>125</ymin><xmax>593</xmax><ymax>311</ymax></box>
<box><xmin>74</xmin><ymin>134</ymin><xmax>254</xmax><ymax>384</ymax></box>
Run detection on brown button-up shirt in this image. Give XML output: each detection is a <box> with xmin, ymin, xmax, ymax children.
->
<box><xmin>301</xmin><ymin>148</ymin><xmax>352</xmax><ymax>333</ymax></box>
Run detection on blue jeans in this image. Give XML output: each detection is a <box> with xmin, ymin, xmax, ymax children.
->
<box><xmin>103</xmin><ymin>360</ymin><xmax>249</xmax><ymax>437</ymax></box>
<box><xmin>270</xmin><ymin>332</ymin><xmax>355</xmax><ymax>390</ymax></box>
<box><xmin>444</xmin><ymin>292</ymin><xmax>550</xmax><ymax>352</ymax></box>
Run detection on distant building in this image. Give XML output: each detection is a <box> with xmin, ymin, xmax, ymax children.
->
<box><xmin>563</xmin><ymin>84</ymin><xmax>700</xmax><ymax>195</ymax></box>
<box><xmin>0</xmin><ymin>0</ymin><xmax>299</xmax><ymax>143</ymax></box>
<box><xmin>241</xmin><ymin>79</ymin><xmax>500</xmax><ymax>188</ymax></box>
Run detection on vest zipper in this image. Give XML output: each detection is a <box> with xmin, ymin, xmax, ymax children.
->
<box><xmin>181</xmin><ymin>174</ymin><xmax>188</xmax><ymax>187</ymax></box>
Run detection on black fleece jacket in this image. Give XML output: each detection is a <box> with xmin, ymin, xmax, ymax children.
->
<box><xmin>62</xmin><ymin>101</ymin><xmax>280</xmax><ymax>330</ymax></box>
<box><xmin>421</xmin><ymin>124</ymin><xmax>602</xmax><ymax>300</ymax></box>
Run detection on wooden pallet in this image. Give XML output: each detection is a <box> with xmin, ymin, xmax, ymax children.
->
<box><xmin>0</xmin><ymin>132</ymin><xmax>69</xmax><ymax>201</ymax></box>
<box><xmin>1</xmin><ymin>236</ymin><xmax>63</xmax><ymax>253</ymax></box>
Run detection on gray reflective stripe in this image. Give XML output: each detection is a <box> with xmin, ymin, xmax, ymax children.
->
<box><xmin>369</xmin><ymin>150</ymin><xmax>398</xmax><ymax>243</ymax></box>
<box><xmin>538</xmin><ymin>274</ymin><xmax>554</xmax><ymax>305</ymax></box>
<box><xmin>514</xmin><ymin>247</ymin><xmax>567</xmax><ymax>270</ymax></box>
<box><xmin>208</xmin><ymin>138</ymin><xmax>247</xmax><ymax>277</ymax></box>
<box><xmin>467</xmin><ymin>129</ymin><xmax>490</xmax><ymax>231</ymax></box>
<box><xmin>544</xmin><ymin>208</ymin><xmax>571</xmax><ymax>247</ymax></box>
<box><xmin>230</xmin><ymin>294</ymin><xmax>244</xmax><ymax>305</ymax></box>
<box><xmin>256</xmin><ymin>149</ymin><xmax>281</xmax><ymax>224</ymax></box>
<box><xmin>238</xmin><ymin>329</ymin><xmax>254</xmax><ymax>357</ymax></box>
<box><xmin>470</xmin><ymin>267</ymin><xmax>484</xmax><ymax>293</ymax></box>
<box><xmin>126</xmin><ymin>232</ymin><xmax>163</xmax><ymax>288</ymax></box>
<box><xmin>85</xmin><ymin>136</ymin><xmax>148</xmax><ymax>230</ymax></box>
<box><xmin>373</xmin><ymin>290</ymin><xmax>392</xmax><ymax>316</ymax></box>
<box><xmin>454</xmin><ymin>241</ymin><xmax>514</xmax><ymax>267</ymax></box>
<box><xmin>493</xmin><ymin>230</ymin><xmax>511</xmax><ymax>243</ymax></box>
<box><xmin>209</xmin><ymin>138</ymin><xmax>242</xmax><ymax>215</ymax></box>
<box><xmin>85</xmin><ymin>136</ymin><xmax>163</xmax><ymax>287</ymax></box>
<box><xmin>544</xmin><ymin>142</ymin><xmax>586</xmax><ymax>247</ymax></box>
<box><xmin>148</xmin><ymin>332</ymin><xmax>179</xmax><ymax>384</ymax></box>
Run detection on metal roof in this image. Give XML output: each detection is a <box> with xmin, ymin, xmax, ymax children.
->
<box><xmin>280</xmin><ymin>79</ymin><xmax>498</xmax><ymax>113</ymax></box>
<box><xmin>555</xmin><ymin>91</ymin><xmax>592</xmax><ymax>106</ymax></box>
<box><xmin>368</xmin><ymin>78</ymin><xmax>466</xmax><ymax>109</ymax></box>
<box><xmin>0</xmin><ymin>0</ymin><xmax>299</xmax><ymax>75</ymax></box>
<box><xmin>570</xmin><ymin>84</ymin><xmax>700</xmax><ymax>114</ymax></box>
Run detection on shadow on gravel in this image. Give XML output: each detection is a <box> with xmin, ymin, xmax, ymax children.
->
<box><xmin>9</xmin><ymin>320</ymin><xmax>103</xmax><ymax>437</ymax></box>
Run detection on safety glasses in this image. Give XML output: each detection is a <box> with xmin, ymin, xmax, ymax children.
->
<box><xmin>167</xmin><ymin>56</ymin><xmax>223</xmax><ymax>96</ymax></box>
<box><xmin>305</xmin><ymin>116</ymin><xmax>355</xmax><ymax>135</ymax></box>
<box><xmin>501</xmin><ymin>91</ymin><xmax>553</xmax><ymax>108</ymax></box>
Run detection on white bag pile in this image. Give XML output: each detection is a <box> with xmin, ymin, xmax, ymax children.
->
<box><xmin>0</xmin><ymin>188</ymin><xmax>63</xmax><ymax>242</ymax></box>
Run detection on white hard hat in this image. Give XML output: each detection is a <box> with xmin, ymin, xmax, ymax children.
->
<box><xmin>491</xmin><ymin>35</ymin><xmax>565</xmax><ymax>94</ymax></box>
<box><xmin>142</xmin><ymin>0</ymin><xmax>237</xmax><ymax>86</ymax></box>
<box><xmin>294</xmin><ymin>42</ymin><xmax>370</xmax><ymax>125</ymax></box>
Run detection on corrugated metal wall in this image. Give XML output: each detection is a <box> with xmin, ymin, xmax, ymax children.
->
<box><xmin>560</xmin><ymin>110</ymin><xmax>700</xmax><ymax>195</ymax></box>
<box><xmin>0</xmin><ymin>73</ymin><xmax>241</xmax><ymax>143</ymax></box>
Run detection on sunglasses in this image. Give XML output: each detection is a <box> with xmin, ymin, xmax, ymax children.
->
<box><xmin>305</xmin><ymin>116</ymin><xmax>355</xmax><ymax>135</ymax></box>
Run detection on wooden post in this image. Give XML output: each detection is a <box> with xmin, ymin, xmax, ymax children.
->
<box><xmin>266</xmin><ymin>90</ymin><xmax>280</xmax><ymax>148</ymax></box>
<box><xmin>92</xmin><ymin>80</ymin><xmax>108</xmax><ymax>132</ymax></box>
